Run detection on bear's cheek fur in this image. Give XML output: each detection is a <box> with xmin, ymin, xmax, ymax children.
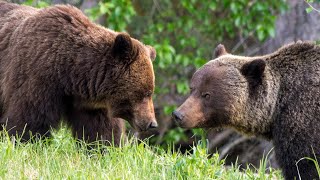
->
<box><xmin>202</xmin><ymin>96</ymin><xmax>233</xmax><ymax>127</ymax></box>
<box><xmin>131</xmin><ymin>97</ymin><xmax>156</xmax><ymax>131</ymax></box>
<box><xmin>109</xmin><ymin>54</ymin><xmax>155</xmax><ymax>122</ymax></box>
<box><xmin>110</xmin><ymin>99</ymin><xmax>134</xmax><ymax>120</ymax></box>
<box><xmin>110</xmin><ymin>95</ymin><xmax>156</xmax><ymax>131</ymax></box>
<box><xmin>204</xmin><ymin>84</ymin><xmax>246</xmax><ymax>128</ymax></box>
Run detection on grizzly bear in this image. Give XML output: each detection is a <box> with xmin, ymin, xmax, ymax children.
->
<box><xmin>173</xmin><ymin>42</ymin><xmax>320</xmax><ymax>179</ymax></box>
<box><xmin>0</xmin><ymin>2</ymin><xmax>158</xmax><ymax>145</ymax></box>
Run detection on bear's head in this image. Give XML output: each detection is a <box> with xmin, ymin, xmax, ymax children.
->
<box><xmin>108</xmin><ymin>33</ymin><xmax>157</xmax><ymax>132</ymax></box>
<box><xmin>172</xmin><ymin>44</ymin><xmax>276</xmax><ymax>136</ymax></box>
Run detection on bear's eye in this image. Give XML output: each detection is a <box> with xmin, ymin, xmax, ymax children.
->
<box><xmin>146</xmin><ymin>91</ymin><xmax>152</xmax><ymax>97</ymax></box>
<box><xmin>189</xmin><ymin>88</ymin><xmax>193</xmax><ymax>94</ymax></box>
<box><xmin>201</xmin><ymin>93</ymin><xmax>210</xmax><ymax>99</ymax></box>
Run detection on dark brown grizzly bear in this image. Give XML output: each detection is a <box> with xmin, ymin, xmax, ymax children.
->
<box><xmin>0</xmin><ymin>2</ymin><xmax>158</xmax><ymax>145</ymax></box>
<box><xmin>173</xmin><ymin>42</ymin><xmax>320</xmax><ymax>179</ymax></box>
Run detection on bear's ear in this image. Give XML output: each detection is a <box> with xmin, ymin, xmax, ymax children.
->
<box><xmin>213</xmin><ymin>44</ymin><xmax>228</xmax><ymax>58</ymax></box>
<box><xmin>112</xmin><ymin>33</ymin><xmax>133</xmax><ymax>60</ymax></box>
<box><xmin>240</xmin><ymin>59</ymin><xmax>266</xmax><ymax>87</ymax></box>
<box><xmin>146</xmin><ymin>45</ymin><xmax>156</xmax><ymax>61</ymax></box>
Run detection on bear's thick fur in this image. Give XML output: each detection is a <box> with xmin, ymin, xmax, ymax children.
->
<box><xmin>173</xmin><ymin>42</ymin><xmax>320</xmax><ymax>179</ymax></box>
<box><xmin>0</xmin><ymin>2</ymin><xmax>157</xmax><ymax>145</ymax></box>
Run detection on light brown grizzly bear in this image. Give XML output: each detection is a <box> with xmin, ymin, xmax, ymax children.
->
<box><xmin>173</xmin><ymin>42</ymin><xmax>320</xmax><ymax>179</ymax></box>
<box><xmin>0</xmin><ymin>2</ymin><xmax>158</xmax><ymax>145</ymax></box>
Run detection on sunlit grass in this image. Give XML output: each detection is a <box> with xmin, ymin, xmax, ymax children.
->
<box><xmin>296</xmin><ymin>147</ymin><xmax>320</xmax><ymax>180</ymax></box>
<box><xmin>0</xmin><ymin>127</ymin><xmax>283</xmax><ymax>179</ymax></box>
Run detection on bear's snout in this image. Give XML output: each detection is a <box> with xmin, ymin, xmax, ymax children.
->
<box><xmin>172</xmin><ymin>110</ymin><xmax>184</xmax><ymax>123</ymax></box>
<box><xmin>172</xmin><ymin>95</ymin><xmax>206</xmax><ymax>128</ymax></box>
<box><xmin>135</xmin><ymin>119</ymin><xmax>158</xmax><ymax>132</ymax></box>
<box><xmin>148</xmin><ymin>121</ymin><xmax>158</xmax><ymax>129</ymax></box>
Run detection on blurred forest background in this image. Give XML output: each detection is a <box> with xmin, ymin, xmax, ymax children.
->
<box><xmin>7</xmin><ymin>0</ymin><xmax>320</xmax><ymax>170</ymax></box>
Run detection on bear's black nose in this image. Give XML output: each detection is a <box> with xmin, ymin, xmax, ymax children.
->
<box><xmin>148</xmin><ymin>121</ymin><xmax>158</xmax><ymax>129</ymax></box>
<box><xmin>172</xmin><ymin>110</ymin><xmax>183</xmax><ymax>122</ymax></box>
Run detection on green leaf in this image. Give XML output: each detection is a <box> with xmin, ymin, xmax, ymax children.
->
<box><xmin>230</xmin><ymin>2</ymin><xmax>237</xmax><ymax>12</ymax></box>
<box><xmin>267</xmin><ymin>26</ymin><xmax>276</xmax><ymax>37</ymax></box>
<box><xmin>235</xmin><ymin>17</ymin><xmax>241</xmax><ymax>27</ymax></box>
<box><xmin>176</xmin><ymin>81</ymin><xmax>189</xmax><ymax>95</ymax></box>
<box><xmin>114</xmin><ymin>6</ymin><xmax>121</xmax><ymax>17</ymax></box>
<box><xmin>163</xmin><ymin>105</ymin><xmax>176</xmax><ymax>115</ymax></box>
<box><xmin>99</xmin><ymin>3</ymin><xmax>111</xmax><ymax>14</ymax></box>
<box><xmin>209</xmin><ymin>2</ymin><xmax>217</xmax><ymax>10</ymax></box>
<box><xmin>257</xmin><ymin>30</ymin><xmax>265</xmax><ymax>41</ymax></box>
<box><xmin>306</xmin><ymin>7</ymin><xmax>313</xmax><ymax>13</ymax></box>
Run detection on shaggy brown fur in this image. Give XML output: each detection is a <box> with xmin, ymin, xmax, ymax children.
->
<box><xmin>173</xmin><ymin>41</ymin><xmax>320</xmax><ymax>179</ymax></box>
<box><xmin>0</xmin><ymin>2</ymin><xmax>157</xmax><ymax>145</ymax></box>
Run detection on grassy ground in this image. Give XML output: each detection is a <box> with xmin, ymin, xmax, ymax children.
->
<box><xmin>0</xmin><ymin>127</ymin><xmax>283</xmax><ymax>180</ymax></box>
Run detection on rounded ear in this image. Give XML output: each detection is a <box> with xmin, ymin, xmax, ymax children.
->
<box><xmin>241</xmin><ymin>59</ymin><xmax>266</xmax><ymax>87</ymax></box>
<box><xmin>146</xmin><ymin>45</ymin><xmax>156</xmax><ymax>61</ymax></box>
<box><xmin>213</xmin><ymin>44</ymin><xmax>228</xmax><ymax>58</ymax></box>
<box><xmin>112</xmin><ymin>33</ymin><xmax>133</xmax><ymax>58</ymax></box>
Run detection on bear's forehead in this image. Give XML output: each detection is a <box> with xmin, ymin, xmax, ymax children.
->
<box><xmin>191</xmin><ymin>56</ymin><xmax>248</xmax><ymax>87</ymax></box>
<box><xmin>213</xmin><ymin>54</ymin><xmax>262</xmax><ymax>66</ymax></box>
<box><xmin>191</xmin><ymin>64</ymin><xmax>222</xmax><ymax>86</ymax></box>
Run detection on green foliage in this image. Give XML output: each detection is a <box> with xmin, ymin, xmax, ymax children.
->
<box><xmin>162</xmin><ymin>127</ymin><xmax>188</xmax><ymax>145</ymax></box>
<box><xmin>22</xmin><ymin>0</ymin><xmax>49</xmax><ymax>8</ymax></box>
<box><xmin>85</xmin><ymin>0</ymin><xmax>135</xmax><ymax>31</ymax></box>
<box><xmin>163</xmin><ymin>105</ymin><xmax>176</xmax><ymax>116</ymax></box>
<box><xmin>305</xmin><ymin>0</ymin><xmax>320</xmax><ymax>13</ymax></box>
<box><xmin>242</xmin><ymin>149</ymin><xmax>283</xmax><ymax>180</ymax></box>
<box><xmin>0</xmin><ymin>129</ymin><xmax>284</xmax><ymax>179</ymax></box>
<box><xmin>306</xmin><ymin>6</ymin><xmax>313</xmax><ymax>13</ymax></box>
<box><xmin>306</xmin><ymin>0</ymin><xmax>320</xmax><ymax>3</ymax></box>
<box><xmin>192</xmin><ymin>128</ymin><xmax>207</xmax><ymax>146</ymax></box>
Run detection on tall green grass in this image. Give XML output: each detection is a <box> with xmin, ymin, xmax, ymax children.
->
<box><xmin>0</xmin><ymin>127</ymin><xmax>283</xmax><ymax>179</ymax></box>
<box><xmin>296</xmin><ymin>147</ymin><xmax>320</xmax><ymax>180</ymax></box>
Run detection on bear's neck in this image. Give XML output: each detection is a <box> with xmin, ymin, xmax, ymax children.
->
<box><xmin>243</xmin><ymin>42</ymin><xmax>319</xmax><ymax>139</ymax></box>
<box><xmin>240</xmin><ymin>70</ymin><xmax>280</xmax><ymax>140</ymax></box>
<box><xmin>265</xmin><ymin>42</ymin><xmax>318</xmax><ymax>74</ymax></box>
<box><xmin>230</xmin><ymin>61</ymin><xmax>281</xmax><ymax>139</ymax></box>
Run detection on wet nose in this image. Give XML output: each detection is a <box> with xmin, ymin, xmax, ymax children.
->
<box><xmin>172</xmin><ymin>110</ymin><xmax>183</xmax><ymax>122</ymax></box>
<box><xmin>148</xmin><ymin>121</ymin><xmax>158</xmax><ymax>129</ymax></box>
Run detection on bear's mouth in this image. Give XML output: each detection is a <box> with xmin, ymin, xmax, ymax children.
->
<box><xmin>126</xmin><ymin>119</ymin><xmax>145</xmax><ymax>132</ymax></box>
<box><xmin>135</xmin><ymin>124</ymin><xmax>144</xmax><ymax>132</ymax></box>
<box><xmin>132</xmin><ymin>120</ymin><xmax>158</xmax><ymax>132</ymax></box>
<box><xmin>174</xmin><ymin>120</ymin><xmax>190</xmax><ymax>128</ymax></box>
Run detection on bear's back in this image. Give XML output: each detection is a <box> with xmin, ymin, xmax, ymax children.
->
<box><xmin>0</xmin><ymin>2</ymin><xmax>119</xmax><ymax>101</ymax></box>
<box><xmin>0</xmin><ymin>2</ymin><xmax>98</xmax><ymax>66</ymax></box>
<box><xmin>263</xmin><ymin>43</ymin><xmax>320</xmax><ymax>96</ymax></box>
<box><xmin>0</xmin><ymin>1</ymin><xmax>37</xmax><ymax>25</ymax></box>
<box><xmin>0</xmin><ymin>1</ymin><xmax>18</xmax><ymax>16</ymax></box>
<box><xmin>0</xmin><ymin>2</ymin><xmax>38</xmax><ymax>55</ymax></box>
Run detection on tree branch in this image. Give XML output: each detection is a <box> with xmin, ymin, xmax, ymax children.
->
<box><xmin>304</xmin><ymin>0</ymin><xmax>320</xmax><ymax>13</ymax></box>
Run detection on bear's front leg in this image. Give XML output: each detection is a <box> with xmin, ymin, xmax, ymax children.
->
<box><xmin>273</xmin><ymin>125</ymin><xmax>319</xmax><ymax>180</ymax></box>
<box><xmin>66</xmin><ymin>108</ymin><xmax>125</xmax><ymax>146</ymax></box>
<box><xmin>1</xmin><ymin>99</ymin><xmax>62</xmax><ymax>141</ymax></box>
<box><xmin>275</xmin><ymin>143</ymin><xmax>319</xmax><ymax>180</ymax></box>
